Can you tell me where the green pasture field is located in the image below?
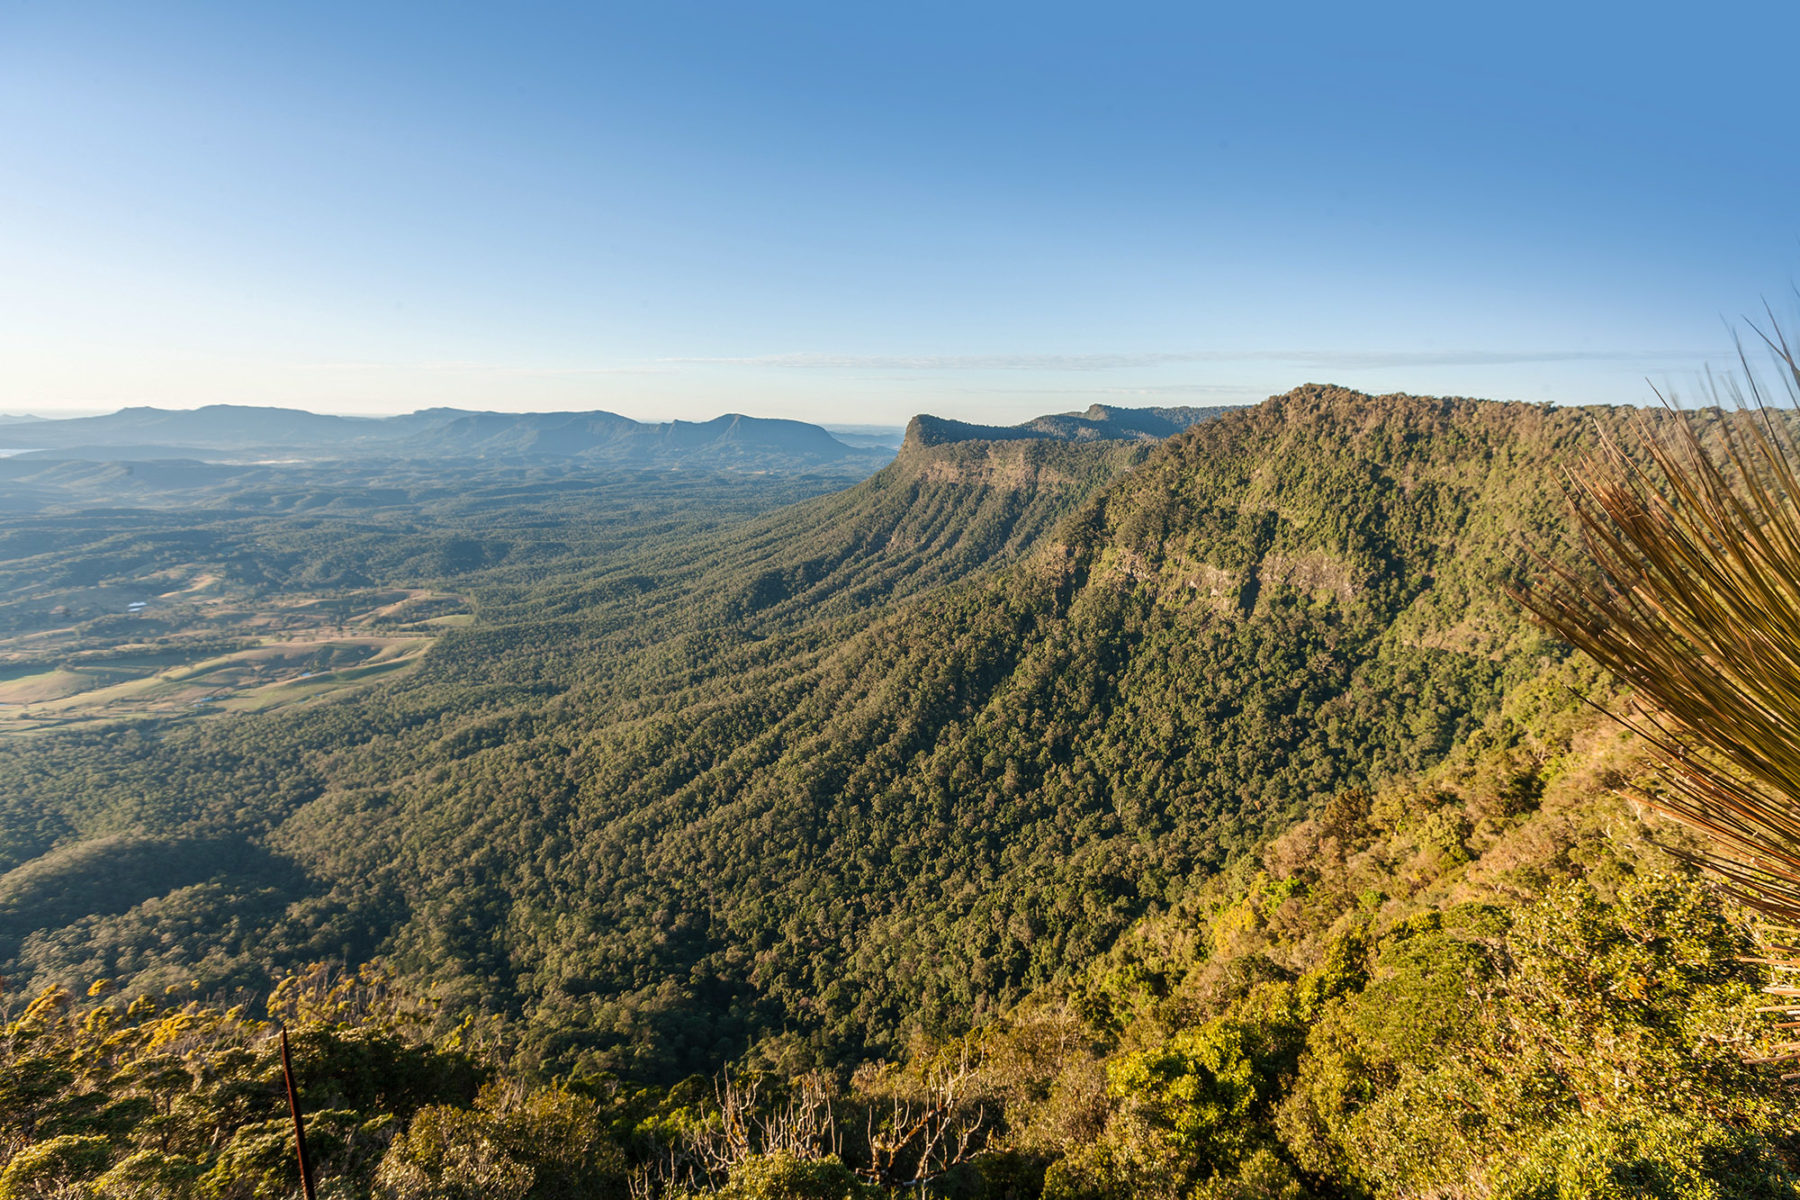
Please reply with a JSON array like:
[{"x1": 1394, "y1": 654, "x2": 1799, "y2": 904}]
[{"x1": 0, "y1": 634, "x2": 435, "y2": 732}]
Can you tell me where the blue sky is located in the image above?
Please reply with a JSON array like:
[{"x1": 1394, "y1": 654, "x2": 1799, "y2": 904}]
[{"x1": 2, "y1": 2, "x2": 1797, "y2": 424}]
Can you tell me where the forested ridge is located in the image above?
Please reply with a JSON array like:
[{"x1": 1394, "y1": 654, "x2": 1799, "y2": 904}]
[{"x1": 1, "y1": 387, "x2": 1796, "y2": 1197}]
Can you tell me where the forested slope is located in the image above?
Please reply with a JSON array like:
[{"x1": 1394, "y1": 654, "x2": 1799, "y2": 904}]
[
  {"x1": 472, "y1": 434, "x2": 1151, "y2": 634},
  {"x1": 0, "y1": 387, "x2": 1652, "y2": 1083},
  {"x1": 7, "y1": 680, "x2": 1794, "y2": 1199},
  {"x1": 0, "y1": 430, "x2": 1151, "y2": 1057}
]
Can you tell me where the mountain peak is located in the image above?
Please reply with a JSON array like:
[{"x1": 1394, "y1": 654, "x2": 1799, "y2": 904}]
[{"x1": 902, "y1": 402, "x2": 1238, "y2": 450}]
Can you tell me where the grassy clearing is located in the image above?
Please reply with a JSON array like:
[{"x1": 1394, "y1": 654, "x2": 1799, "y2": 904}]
[
  {"x1": 0, "y1": 669, "x2": 102, "y2": 705},
  {"x1": 0, "y1": 560, "x2": 471, "y2": 734},
  {"x1": 0, "y1": 635, "x2": 434, "y2": 732}
]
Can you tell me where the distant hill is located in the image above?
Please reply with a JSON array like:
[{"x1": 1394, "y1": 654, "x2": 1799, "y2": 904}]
[
  {"x1": 392, "y1": 410, "x2": 863, "y2": 464},
  {"x1": 0, "y1": 402, "x2": 1224, "y2": 474},
  {"x1": 0, "y1": 405, "x2": 889, "y2": 474},
  {"x1": 904, "y1": 402, "x2": 1234, "y2": 448},
  {"x1": 0, "y1": 405, "x2": 403, "y2": 452}
]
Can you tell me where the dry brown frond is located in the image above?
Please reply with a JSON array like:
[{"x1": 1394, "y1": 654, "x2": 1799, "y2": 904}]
[{"x1": 1513, "y1": 321, "x2": 1800, "y2": 924}]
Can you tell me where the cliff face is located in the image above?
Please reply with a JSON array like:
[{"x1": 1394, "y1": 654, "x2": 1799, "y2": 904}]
[{"x1": 903, "y1": 402, "x2": 1231, "y2": 449}]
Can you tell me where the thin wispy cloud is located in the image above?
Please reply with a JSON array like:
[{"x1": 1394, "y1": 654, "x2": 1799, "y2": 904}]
[
  {"x1": 667, "y1": 349, "x2": 1712, "y2": 372},
  {"x1": 671, "y1": 352, "x2": 1199, "y2": 371},
  {"x1": 290, "y1": 360, "x2": 677, "y2": 377},
  {"x1": 963, "y1": 383, "x2": 1256, "y2": 398}
]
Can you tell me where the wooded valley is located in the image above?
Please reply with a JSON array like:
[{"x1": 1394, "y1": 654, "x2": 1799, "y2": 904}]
[{"x1": 0, "y1": 388, "x2": 1793, "y2": 1198}]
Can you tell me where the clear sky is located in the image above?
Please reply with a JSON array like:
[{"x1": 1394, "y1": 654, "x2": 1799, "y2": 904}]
[{"x1": 3, "y1": 2, "x2": 1797, "y2": 424}]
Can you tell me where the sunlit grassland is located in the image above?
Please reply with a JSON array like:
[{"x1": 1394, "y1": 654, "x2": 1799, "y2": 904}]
[
  {"x1": 0, "y1": 635, "x2": 435, "y2": 732},
  {"x1": 0, "y1": 562, "x2": 466, "y2": 733}
]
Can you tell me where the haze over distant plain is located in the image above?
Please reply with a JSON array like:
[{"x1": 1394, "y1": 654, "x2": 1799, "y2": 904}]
[{"x1": 2, "y1": 2, "x2": 1795, "y2": 424}]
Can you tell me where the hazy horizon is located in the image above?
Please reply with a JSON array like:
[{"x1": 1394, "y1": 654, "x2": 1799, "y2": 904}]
[{"x1": 5, "y1": 3, "x2": 1796, "y2": 424}]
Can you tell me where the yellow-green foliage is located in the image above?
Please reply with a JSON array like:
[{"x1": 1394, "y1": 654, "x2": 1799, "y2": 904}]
[
  {"x1": 966, "y1": 679, "x2": 1800, "y2": 1199},
  {"x1": 1490, "y1": 1111, "x2": 1800, "y2": 1200},
  {"x1": 373, "y1": 1084, "x2": 625, "y2": 1200},
  {"x1": 711, "y1": 1153, "x2": 874, "y2": 1200},
  {"x1": 0, "y1": 1135, "x2": 112, "y2": 1200},
  {"x1": 1023, "y1": 870, "x2": 1798, "y2": 1200},
  {"x1": 0, "y1": 967, "x2": 486, "y2": 1200}
]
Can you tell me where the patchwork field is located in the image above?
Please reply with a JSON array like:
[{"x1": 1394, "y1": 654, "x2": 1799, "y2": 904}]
[
  {"x1": 0, "y1": 636, "x2": 434, "y2": 732},
  {"x1": 0, "y1": 564, "x2": 465, "y2": 733}
]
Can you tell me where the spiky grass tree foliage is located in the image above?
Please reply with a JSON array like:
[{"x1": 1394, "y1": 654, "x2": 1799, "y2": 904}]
[{"x1": 1515, "y1": 324, "x2": 1800, "y2": 927}]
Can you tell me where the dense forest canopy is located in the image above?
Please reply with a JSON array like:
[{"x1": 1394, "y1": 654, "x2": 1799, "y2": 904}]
[{"x1": 0, "y1": 388, "x2": 1795, "y2": 1197}]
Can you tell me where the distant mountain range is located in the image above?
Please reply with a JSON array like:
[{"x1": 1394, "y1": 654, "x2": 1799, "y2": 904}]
[
  {"x1": 0, "y1": 402, "x2": 1236, "y2": 472},
  {"x1": 0, "y1": 405, "x2": 883, "y2": 472}
]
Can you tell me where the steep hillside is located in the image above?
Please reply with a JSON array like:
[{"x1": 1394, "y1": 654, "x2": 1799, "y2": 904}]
[
  {"x1": 408, "y1": 386, "x2": 1613, "y2": 1075},
  {"x1": 0, "y1": 432, "x2": 1152, "y2": 1022},
  {"x1": 0, "y1": 386, "x2": 1663, "y2": 1084},
  {"x1": 5, "y1": 613, "x2": 1791, "y2": 1200},
  {"x1": 483, "y1": 434, "x2": 1152, "y2": 636}
]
